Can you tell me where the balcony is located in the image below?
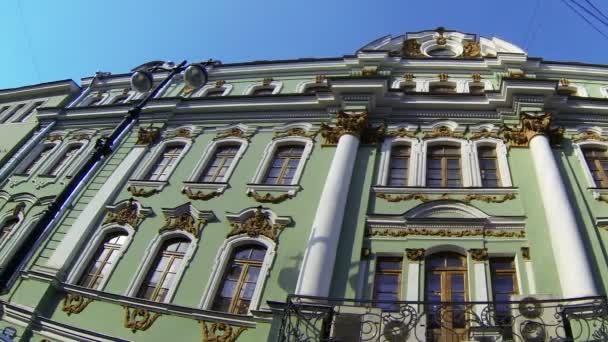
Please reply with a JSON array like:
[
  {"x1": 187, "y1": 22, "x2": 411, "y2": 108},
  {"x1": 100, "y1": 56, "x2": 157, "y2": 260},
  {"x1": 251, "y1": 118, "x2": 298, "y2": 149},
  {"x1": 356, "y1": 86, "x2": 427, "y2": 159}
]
[{"x1": 275, "y1": 295, "x2": 608, "y2": 342}]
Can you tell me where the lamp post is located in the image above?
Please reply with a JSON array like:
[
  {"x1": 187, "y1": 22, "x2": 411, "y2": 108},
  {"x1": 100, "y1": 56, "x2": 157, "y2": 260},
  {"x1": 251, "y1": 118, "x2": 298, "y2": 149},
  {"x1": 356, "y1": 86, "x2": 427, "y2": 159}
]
[{"x1": 0, "y1": 60, "x2": 210, "y2": 291}]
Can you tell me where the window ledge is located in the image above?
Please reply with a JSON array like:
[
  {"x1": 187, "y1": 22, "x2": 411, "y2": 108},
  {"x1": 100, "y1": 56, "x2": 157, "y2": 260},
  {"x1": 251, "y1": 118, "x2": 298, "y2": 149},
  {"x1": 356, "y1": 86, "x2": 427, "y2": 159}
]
[
  {"x1": 373, "y1": 186, "x2": 518, "y2": 195},
  {"x1": 127, "y1": 179, "x2": 168, "y2": 197},
  {"x1": 182, "y1": 182, "x2": 229, "y2": 201},
  {"x1": 246, "y1": 183, "x2": 301, "y2": 204}
]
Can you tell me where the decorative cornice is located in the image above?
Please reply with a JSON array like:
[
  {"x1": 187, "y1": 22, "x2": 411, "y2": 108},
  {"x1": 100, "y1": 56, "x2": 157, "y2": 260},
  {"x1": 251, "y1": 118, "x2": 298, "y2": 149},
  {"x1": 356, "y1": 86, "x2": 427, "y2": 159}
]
[
  {"x1": 247, "y1": 191, "x2": 293, "y2": 204},
  {"x1": 127, "y1": 186, "x2": 158, "y2": 197},
  {"x1": 182, "y1": 188, "x2": 221, "y2": 201},
  {"x1": 272, "y1": 127, "x2": 317, "y2": 140},
  {"x1": 159, "y1": 213, "x2": 204, "y2": 236},
  {"x1": 320, "y1": 111, "x2": 368, "y2": 145},
  {"x1": 135, "y1": 127, "x2": 161, "y2": 146},
  {"x1": 376, "y1": 193, "x2": 516, "y2": 204},
  {"x1": 201, "y1": 321, "x2": 247, "y2": 342},
  {"x1": 366, "y1": 228, "x2": 525, "y2": 239},
  {"x1": 501, "y1": 112, "x2": 564, "y2": 148},
  {"x1": 421, "y1": 126, "x2": 464, "y2": 140},
  {"x1": 123, "y1": 306, "x2": 161, "y2": 332},
  {"x1": 406, "y1": 248, "x2": 425, "y2": 261},
  {"x1": 521, "y1": 247, "x2": 531, "y2": 261},
  {"x1": 571, "y1": 131, "x2": 608, "y2": 143},
  {"x1": 213, "y1": 128, "x2": 254, "y2": 142},
  {"x1": 227, "y1": 207, "x2": 286, "y2": 242},
  {"x1": 62, "y1": 293, "x2": 93, "y2": 316},
  {"x1": 104, "y1": 199, "x2": 146, "y2": 227},
  {"x1": 469, "y1": 248, "x2": 488, "y2": 261}
]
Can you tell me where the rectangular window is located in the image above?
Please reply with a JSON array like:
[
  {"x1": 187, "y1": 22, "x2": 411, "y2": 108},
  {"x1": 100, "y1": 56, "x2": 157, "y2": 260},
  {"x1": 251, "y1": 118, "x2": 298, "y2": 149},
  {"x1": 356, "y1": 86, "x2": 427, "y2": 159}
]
[
  {"x1": 490, "y1": 258, "x2": 518, "y2": 324},
  {"x1": 200, "y1": 145, "x2": 239, "y2": 182},
  {"x1": 263, "y1": 145, "x2": 304, "y2": 185},
  {"x1": 478, "y1": 147, "x2": 501, "y2": 187},
  {"x1": 583, "y1": 148, "x2": 608, "y2": 188},
  {"x1": 427, "y1": 145, "x2": 461, "y2": 187},
  {"x1": 373, "y1": 257, "x2": 402, "y2": 311},
  {"x1": 146, "y1": 145, "x2": 184, "y2": 181},
  {"x1": 388, "y1": 145, "x2": 410, "y2": 186}
]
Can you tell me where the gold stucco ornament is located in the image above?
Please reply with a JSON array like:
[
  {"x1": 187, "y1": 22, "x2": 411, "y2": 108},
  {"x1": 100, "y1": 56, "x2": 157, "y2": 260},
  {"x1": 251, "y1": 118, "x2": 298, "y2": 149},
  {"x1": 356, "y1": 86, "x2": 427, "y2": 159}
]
[
  {"x1": 123, "y1": 306, "x2": 161, "y2": 332},
  {"x1": 135, "y1": 126, "x2": 161, "y2": 146},
  {"x1": 213, "y1": 128, "x2": 254, "y2": 142},
  {"x1": 406, "y1": 248, "x2": 426, "y2": 261},
  {"x1": 376, "y1": 193, "x2": 515, "y2": 204},
  {"x1": 62, "y1": 293, "x2": 93, "y2": 316},
  {"x1": 182, "y1": 188, "x2": 221, "y2": 201},
  {"x1": 272, "y1": 127, "x2": 317, "y2": 140},
  {"x1": 469, "y1": 248, "x2": 489, "y2": 261},
  {"x1": 160, "y1": 213, "x2": 202, "y2": 236},
  {"x1": 366, "y1": 227, "x2": 525, "y2": 239},
  {"x1": 247, "y1": 191, "x2": 293, "y2": 204},
  {"x1": 461, "y1": 41, "x2": 481, "y2": 58},
  {"x1": 104, "y1": 199, "x2": 145, "y2": 227},
  {"x1": 227, "y1": 207, "x2": 285, "y2": 242},
  {"x1": 320, "y1": 111, "x2": 368, "y2": 145},
  {"x1": 501, "y1": 112, "x2": 564, "y2": 148},
  {"x1": 201, "y1": 321, "x2": 247, "y2": 342},
  {"x1": 422, "y1": 126, "x2": 465, "y2": 140},
  {"x1": 127, "y1": 186, "x2": 158, "y2": 197},
  {"x1": 401, "y1": 39, "x2": 423, "y2": 57},
  {"x1": 571, "y1": 131, "x2": 608, "y2": 143}
]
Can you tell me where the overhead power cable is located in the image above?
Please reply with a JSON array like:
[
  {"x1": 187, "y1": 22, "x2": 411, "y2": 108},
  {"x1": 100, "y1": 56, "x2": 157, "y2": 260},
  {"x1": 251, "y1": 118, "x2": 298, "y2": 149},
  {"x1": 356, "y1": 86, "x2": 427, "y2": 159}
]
[
  {"x1": 569, "y1": 0, "x2": 608, "y2": 28},
  {"x1": 560, "y1": 0, "x2": 608, "y2": 40},
  {"x1": 524, "y1": 0, "x2": 542, "y2": 50},
  {"x1": 583, "y1": 0, "x2": 608, "y2": 23}
]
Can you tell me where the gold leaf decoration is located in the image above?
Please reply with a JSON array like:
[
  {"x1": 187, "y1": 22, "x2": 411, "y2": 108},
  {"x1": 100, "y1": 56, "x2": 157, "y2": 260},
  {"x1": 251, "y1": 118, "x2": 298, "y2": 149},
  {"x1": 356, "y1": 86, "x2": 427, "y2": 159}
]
[
  {"x1": 215, "y1": 80, "x2": 226, "y2": 88},
  {"x1": 361, "y1": 124, "x2": 387, "y2": 145},
  {"x1": 461, "y1": 41, "x2": 481, "y2": 58},
  {"x1": 247, "y1": 191, "x2": 293, "y2": 204},
  {"x1": 213, "y1": 128, "x2": 254, "y2": 142},
  {"x1": 376, "y1": 192, "x2": 516, "y2": 204},
  {"x1": 469, "y1": 248, "x2": 489, "y2": 261},
  {"x1": 160, "y1": 213, "x2": 202, "y2": 236},
  {"x1": 402, "y1": 39, "x2": 423, "y2": 57},
  {"x1": 182, "y1": 188, "x2": 221, "y2": 201},
  {"x1": 320, "y1": 112, "x2": 368, "y2": 145},
  {"x1": 366, "y1": 228, "x2": 525, "y2": 239},
  {"x1": 262, "y1": 78, "x2": 273, "y2": 86},
  {"x1": 406, "y1": 248, "x2": 426, "y2": 261},
  {"x1": 62, "y1": 293, "x2": 93, "y2": 316},
  {"x1": 127, "y1": 186, "x2": 158, "y2": 198},
  {"x1": 227, "y1": 207, "x2": 285, "y2": 242},
  {"x1": 422, "y1": 126, "x2": 464, "y2": 140},
  {"x1": 272, "y1": 128, "x2": 317, "y2": 140},
  {"x1": 386, "y1": 128, "x2": 418, "y2": 139},
  {"x1": 201, "y1": 321, "x2": 247, "y2": 342},
  {"x1": 376, "y1": 193, "x2": 431, "y2": 203},
  {"x1": 135, "y1": 127, "x2": 161, "y2": 146},
  {"x1": 500, "y1": 112, "x2": 564, "y2": 148},
  {"x1": 46, "y1": 134, "x2": 64, "y2": 142},
  {"x1": 571, "y1": 131, "x2": 608, "y2": 143},
  {"x1": 470, "y1": 130, "x2": 500, "y2": 140},
  {"x1": 521, "y1": 247, "x2": 531, "y2": 261},
  {"x1": 123, "y1": 306, "x2": 161, "y2": 332},
  {"x1": 104, "y1": 199, "x2": 144, "y2": 227}
]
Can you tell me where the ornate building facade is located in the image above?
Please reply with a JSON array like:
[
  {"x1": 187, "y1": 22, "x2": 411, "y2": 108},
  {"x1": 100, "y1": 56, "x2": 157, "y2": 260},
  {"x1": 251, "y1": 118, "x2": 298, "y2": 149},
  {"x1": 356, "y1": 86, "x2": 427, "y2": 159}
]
[{"x1": 0, "y1": 28, "x2": 607, "y2": 341}]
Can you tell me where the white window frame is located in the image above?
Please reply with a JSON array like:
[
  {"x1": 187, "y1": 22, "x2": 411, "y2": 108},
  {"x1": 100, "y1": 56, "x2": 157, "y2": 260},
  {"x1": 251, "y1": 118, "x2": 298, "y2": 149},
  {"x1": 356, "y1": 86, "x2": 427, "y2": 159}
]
[
  {"x1": 200, "y1": 235, "x2": 276, "y2": 314},
  {"x1": 186, "y1": 137, "x2": 248, "y2": 184},
  {"x1": 125, "y1": 230, "x2": 197, "y2": 303},
  {"x1": 250, "y1": 136, "x2": 314, "y2": 186},
  {"x1": 66, "y1": 224, "x2": 135, "y2": 291},
  {"x1": 39, "y1": 140, "x2": 89, "y2": 178},
  {"x1": 420, "y1": 138, "x2": 473, "y2": 187},
  {"x1": 132, "y1": 137, "x2": 191, "y2": 182},
  {"x1": 377, "y1": 137, "x2": 421, "y2": 186},
  {"x1": 573, "y1": 140, "x2": 608, "y2": 188},
  {"x1": 244, "y1": 81, "x2": 283, "y2": 95},
  {"x1": 470, "y1": 138, "x2": 512, "y2": 187},
  {"x1": 192, "y1": 84, "x2": 233, "y2": 97},
  {"x1": 14, "y1": 141, "x2": 61, "y2": 175}
]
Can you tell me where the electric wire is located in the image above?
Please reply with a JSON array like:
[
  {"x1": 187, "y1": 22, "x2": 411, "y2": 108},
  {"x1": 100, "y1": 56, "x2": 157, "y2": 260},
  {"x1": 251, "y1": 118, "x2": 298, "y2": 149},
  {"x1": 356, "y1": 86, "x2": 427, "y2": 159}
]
[
  {"x1": 524, "y1": 0, "x2": 542, "y2": 50},
  {"x1": 560, "y1": 0, "x2": 608, "y2": 40},
  {"x1": 569, "y1": 0, "x2": 608, "y2": 28},
  {"x1": 583, "y1": 0, "x2": 608, "y2": 22},
  {"x1": 16, "y1": 0, "x2": 42, "y2": 82}
]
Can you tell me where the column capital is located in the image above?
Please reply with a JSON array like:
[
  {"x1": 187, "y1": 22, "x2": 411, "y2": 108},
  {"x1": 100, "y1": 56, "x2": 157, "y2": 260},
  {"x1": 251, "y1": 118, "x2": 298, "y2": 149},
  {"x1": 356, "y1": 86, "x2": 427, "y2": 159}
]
[
  {"x1": 406, "y1": 248, "x2": 425, "y2": 262},
  {"x1": 501, "y1": 112, "x2": 564, "y2": 148},
  {"x1": 468, "y1": 248, "x2": 488, "y2": 262},
  {"x1": 320, "y1": 111, "x2": 369, "y2": 145}
]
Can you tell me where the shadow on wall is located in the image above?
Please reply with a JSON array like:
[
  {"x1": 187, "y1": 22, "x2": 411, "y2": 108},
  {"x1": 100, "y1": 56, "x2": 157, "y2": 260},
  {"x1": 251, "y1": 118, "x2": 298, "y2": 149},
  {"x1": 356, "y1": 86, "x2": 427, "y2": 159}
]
[{"x1": 278, "y1": 252, "x2": 303, "y2": 294}]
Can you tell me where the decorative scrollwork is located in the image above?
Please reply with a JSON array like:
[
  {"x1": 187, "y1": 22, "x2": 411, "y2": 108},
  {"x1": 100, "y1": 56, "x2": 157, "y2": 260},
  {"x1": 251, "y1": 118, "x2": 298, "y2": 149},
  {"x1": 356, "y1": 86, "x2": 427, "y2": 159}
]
[
  {"x1": 366, "y1": 227, "x2": 526, "y2": 239},
  {"x1": 62, "y1": 293, "x2": 93, "y2": 316},
  {"x1": 273, "y1": 128, "x2": 317, "y2": 140},
  {"x1": 320, "y1": 112, "x2": 368, "y2": 145},
  {"x1": 127, "y1": 186, "x2": 158, "y2": 197},
  {"x1": 406, "y1": 248, "x2": 425, "y2": 261},
  {"x1": 461, "y1": 41, "x2": 481, "y2": 58},
  {"x1": 402, "y1": 39, "x2": 423, "y2": 57},
  {"x1": 46, "y1": 134, "x2": 64, "y2": 142},
  {"x1": 135, "y1": 127, "x2": 161, "y2": 146},
  {"x1": 213, "y1": 128, "x2": 254, "y2": 142},
  {"x1": 422, "y1": 126, "x2": 464, "y2": 140},
  {"x1": 247, "y1": 191, "x2": 293, "y2": 204},
  {"x1": 376, "y1": 193, "x2": 431, "y2": 203},
  {"x1": 469, "y1": 248, "x2": 488, "y2": 261},
  {"x1": 123, "y1": 306, "x2": 161, "y2": 332},
  {"x1": 386, "y1": 127, "x2": 418, "y2": 139},
  {"x1": 201, "y1": 321, "x2": 247, "y2": 342},
  {"x1": 501, "y1": 112, "x2": 564, "y2": 148},
  {"x1": 104, "y1": 199, "x2": 144, "y2": 227},
  {"x1": 571, "y1": 131, "x2": 608, "y2": 143},
  {"x1": 167, "y1": 128, "x2": 192, "y2": 139},
  {"x1": 182, "y1": 188, "x2": 221, "y2": 201},
  {"x1": 470, "y1": 130, "x2": 500, "y2": 140},
  {"x1": 160, "y1": 213, "x2": 202, "y2": 236},
  {"x1": 376, "y1": 192, "x2": 516, "y2": 204},
  {"x1": 227, "y1": 207, "x2": 285, "y2": 242}
]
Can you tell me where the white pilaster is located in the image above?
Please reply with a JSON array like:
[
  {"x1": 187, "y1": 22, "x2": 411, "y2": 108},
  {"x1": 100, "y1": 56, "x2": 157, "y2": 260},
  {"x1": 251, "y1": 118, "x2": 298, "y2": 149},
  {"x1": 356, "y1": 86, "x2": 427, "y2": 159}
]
[
  {"x1": 529, "y1": 134, "x2": 597, "y2": 297},
  {"x1": 473, "y1": 262, "x2": 489, "y2": 318},
  {"x1": 296, "y1": 134, "x2": 360, "y2": 297},
  {"x1": 525, "y1": 261, "x2": 537, "y2": 294},
  {"x1": 406, "y1": 263, "x2": 420, "y2": 301}
]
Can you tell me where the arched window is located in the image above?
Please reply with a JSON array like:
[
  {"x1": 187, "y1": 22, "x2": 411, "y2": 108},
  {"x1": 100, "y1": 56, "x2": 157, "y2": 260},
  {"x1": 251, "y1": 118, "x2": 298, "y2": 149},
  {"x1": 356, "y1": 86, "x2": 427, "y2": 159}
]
[
  {"x1": 23, "y1": 144, "x2": 55, "y2": 175},
  {"x1": 146, "y1": 144, "x2": 185, "y2": 181},
  {"x1": 77, "y1": 232, "x2": 128, "y2": 289},
  {"x1": 263, "y1": 145, "x2": 304, "y2": 185},
  {"x1": 388, "y1": 145, "x2": 410, "y2": 186},
  {"x1": 582, "y1": 147, "x2": 608, "y2": 188},
  {"x1": 0, "y1": 217, "x2": 19, "y2": 243},
  {"x1": 211, "y1": 244, "x2": 267, "y2": 314},
  {"x1": 45, "y1": 143, "x2": 83, "y2": 177},
  {"x1": 137, "y1": 238, "x2": 190, "y2": 302},
  {"x1": 427, "y1": 145, "x2": 461, "y2": 187},
  {"x1": 478, "y1": 146, "x2": 500, "y2": 187},
  {"x1": 200, "y1": 144, "x2": 240, "y2": 182}
]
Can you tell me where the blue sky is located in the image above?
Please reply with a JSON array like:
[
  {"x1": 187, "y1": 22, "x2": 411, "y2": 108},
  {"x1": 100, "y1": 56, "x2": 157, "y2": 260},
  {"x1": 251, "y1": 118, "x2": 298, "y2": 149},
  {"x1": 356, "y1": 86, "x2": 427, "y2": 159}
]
[{"x1": 1, "y1": 0, "x2": 607, "y2": 89}]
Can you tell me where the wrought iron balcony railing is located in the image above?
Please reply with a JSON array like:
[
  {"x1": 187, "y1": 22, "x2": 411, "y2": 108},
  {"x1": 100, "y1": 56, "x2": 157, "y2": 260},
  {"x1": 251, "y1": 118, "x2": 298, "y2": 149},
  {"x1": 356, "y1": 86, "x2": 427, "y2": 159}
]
[{"x1": 277, "y1": 295, "x2": 608, "y2": 342}]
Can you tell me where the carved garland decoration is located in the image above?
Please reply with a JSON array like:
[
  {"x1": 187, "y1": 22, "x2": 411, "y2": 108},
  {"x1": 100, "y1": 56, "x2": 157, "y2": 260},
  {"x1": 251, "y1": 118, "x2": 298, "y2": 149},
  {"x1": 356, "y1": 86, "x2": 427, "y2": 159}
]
[
  {"x1": 127, "y1": 186, "x2": 158, "y2": 198},
  {"x1": 406, "y1": 248, "x2": 425, "y2": 261},
  {"x1": 167, "y1": 128, "x2": 192, "y2": 139},
  {"x1": 320, "y1": 112, "x2": 369, "y2": 145},
  {"x1": 500, "y1": 112, "x2": 564, "y2": 148},
  {"x1": 227, "y1": 207, "x2": 285, "y2": 242},
  {"x1": 104, "y1": 199, "x2": 145, "y2": 227},
  {"x1": 422, "y1": 126, "x2": 465, "y2": 140},
  {"x1": 182, "y1": 188, "x2": 221, "y2": 201},
  {"x1": 272, "y1": 128, "x2": 317, "y2": 140},
  {"x1": 201, "y1": 321, "x2": 247, "y2": 342},
  {"x1": 571, "y1": 131, "x2": 608, "y2": 143},
  {"x1": 376, "y1": 193, "x2": 516, "y2": 204},
  {"x1": 160, "y1": 213, "x2": 203, "y2": 236},
  {"x1": 469, "y1": 248, "x2": 489, "y2": 261},
  {"x1": 213, "y1": 128, "x2": 254, "y2": 142},
  {"x1": 135, "y1": 127, "x2": 161, "y2": 146},
  {"x1": 366, "y1": 228, "x2": 525, "y2": 239},
  {"x1": 386, "y1": 127, "x2": 418, "y2": 139},
  {"x1": 62, "y1": 293, "x2": 93, "y2": 316},
  {"x1": 247, "y1": 191, "x2": 293, "y2": 204},
  {"x1": 123, "y1": 306, "x2": 161, "y2": 332}
]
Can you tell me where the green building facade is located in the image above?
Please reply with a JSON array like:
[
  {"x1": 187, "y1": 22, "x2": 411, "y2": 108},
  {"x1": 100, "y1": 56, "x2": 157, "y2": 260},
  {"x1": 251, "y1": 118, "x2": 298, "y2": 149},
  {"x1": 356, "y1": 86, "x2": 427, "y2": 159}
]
[{"x1": 0, "y1": 29, "x2": 607, "y2": 341}]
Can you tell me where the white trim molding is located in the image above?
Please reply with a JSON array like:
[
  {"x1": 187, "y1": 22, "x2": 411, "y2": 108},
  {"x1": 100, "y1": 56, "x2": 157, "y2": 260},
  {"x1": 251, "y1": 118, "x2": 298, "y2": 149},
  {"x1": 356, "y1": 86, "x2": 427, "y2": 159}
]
[
  {"x1": 200, "y1": 235, "x2": 277, "y2": 314},
  {"x1": 470, "y1": 138, "x2": 512, "y2": 187},
  {"x1": 244, "y1": 81, "x2": 283, "y2": 95},
  {"x1": 377, "y1": 136, "x2": 421, "y2": 186},
  {"x1": 192, "y1": 84, "x2": 233, "y2": 97},
  {"x1": 125, "y1": 230, "x2": 198, "y2": 303}
]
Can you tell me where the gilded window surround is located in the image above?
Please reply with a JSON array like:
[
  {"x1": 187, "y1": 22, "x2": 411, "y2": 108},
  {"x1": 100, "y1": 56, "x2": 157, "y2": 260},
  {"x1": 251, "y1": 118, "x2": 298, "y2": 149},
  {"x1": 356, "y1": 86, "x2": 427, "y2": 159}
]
[
  {"x1": 159, "y1": 203, "x2": 214, "y2": 238},
  {"x1": 225, "y1": 207, "x2": 291, "y2": 242},
  {"x1": 103, "y1": 198, "x2": 151, "y2": 228},
  {"x1": 212, "y1": 124, "x2": 256, "y2": 142}
]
